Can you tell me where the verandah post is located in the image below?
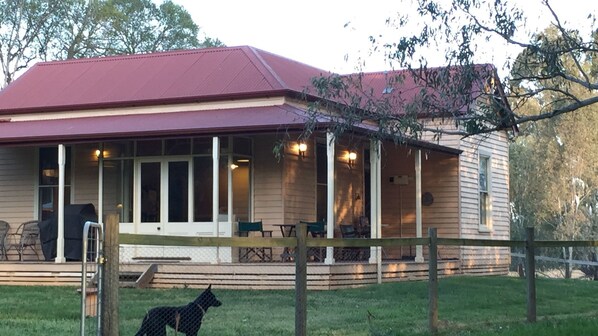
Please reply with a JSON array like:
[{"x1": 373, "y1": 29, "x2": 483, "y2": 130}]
[
  {"x1": 295, "y1": 222, "x2": 307, "y2": 336},
  {"x1": 525, "y1": 227, "x2": 537, "y2": 323},
  {"x1": 428, "y1": 228, "x2": 438, "y2": 334}
]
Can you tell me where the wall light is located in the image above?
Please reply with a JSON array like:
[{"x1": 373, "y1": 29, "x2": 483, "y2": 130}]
[
  {"x1": 95, "y1": 149, "x2": 106, "y2": 158},
  {"x1": 230, "y1": 164, "x2": 239, "y2": 170},
  {"x1": 298, "y1": 142, "x2": 307, "y2": 158},
  {"x1": 348, "y1": 151, "x2": 357, "y2": 168}
]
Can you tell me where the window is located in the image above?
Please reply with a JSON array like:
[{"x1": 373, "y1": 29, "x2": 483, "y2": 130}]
[
  {"x1": 479, "y1": 155, "x2": 491, "y2": 230},
  {"x1": 38, "y1": 147, "x2": 71, "y2": 221}
]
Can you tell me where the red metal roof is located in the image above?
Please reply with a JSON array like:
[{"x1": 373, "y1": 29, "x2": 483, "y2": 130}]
[
  {"x1": 0, "y1": 46, "x2": 329, "y2": 114},
  {"x1": 0, "y1": 105, "x2": 317, "y2": 145}
]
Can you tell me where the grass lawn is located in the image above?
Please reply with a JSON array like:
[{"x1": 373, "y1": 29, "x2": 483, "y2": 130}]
[{"x1": 1, "y1": 276, "x2": 598, "y2": 335}]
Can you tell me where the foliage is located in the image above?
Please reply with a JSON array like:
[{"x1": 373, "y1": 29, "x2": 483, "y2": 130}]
[
  {"x1": 2, "y1": 277, "x2": 598, "y2": 335},
  {"x1": 509, "y1": 26, "x2": 598, "y2": 271},
  {"x1": 0, "y1": 0, "x2": 224, "y2": 88},
  {"x1": 307, "y1": 0, "x2": 598, "y2": 140}
]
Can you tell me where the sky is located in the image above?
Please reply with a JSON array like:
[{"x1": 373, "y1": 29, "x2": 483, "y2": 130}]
[{"x1": 171, "y1": 0, "x2": 598, "y2": 75}]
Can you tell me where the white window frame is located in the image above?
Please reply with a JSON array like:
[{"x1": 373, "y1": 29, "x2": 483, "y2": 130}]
[{"x1": 478, "y1": 152, "x2": 492, "y2": 232}]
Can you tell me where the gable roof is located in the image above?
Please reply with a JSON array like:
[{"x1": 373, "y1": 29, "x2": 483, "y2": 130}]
[{"x1": 0, "y1": 46, "x2": 329, "y2": 114}]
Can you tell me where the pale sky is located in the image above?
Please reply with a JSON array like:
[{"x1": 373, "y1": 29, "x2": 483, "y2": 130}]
[{"x1": 171, "y1": 0, "x2": 598, "y2": 75}]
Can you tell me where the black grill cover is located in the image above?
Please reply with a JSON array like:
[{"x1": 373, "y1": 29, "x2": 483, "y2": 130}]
[{"x1": 39, "y1": 203, "x2": 98, "y2": 261}]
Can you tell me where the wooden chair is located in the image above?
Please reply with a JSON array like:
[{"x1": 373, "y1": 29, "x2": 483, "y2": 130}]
[
  {"x1": 6, "y1": 220, "x2": 41, "y2": 261},
  {"x1": 301, "y1": 221, "x2": 326, "y2": 262},
  {"x1": 238, "y1": 221, "x2": 272, "y2": 262},
  {"x1": 0, "y1": 220, "x2": 9, "y2": 260}
]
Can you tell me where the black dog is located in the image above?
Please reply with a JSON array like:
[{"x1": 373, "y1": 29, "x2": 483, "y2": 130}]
[{"x1": 135, "y1": 285, "x2": 222, "y2": 336}]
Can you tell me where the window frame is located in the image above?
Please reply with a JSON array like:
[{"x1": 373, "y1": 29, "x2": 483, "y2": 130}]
[{"x1": 478, "y1": 152, "x2": 492, "y2": 232}]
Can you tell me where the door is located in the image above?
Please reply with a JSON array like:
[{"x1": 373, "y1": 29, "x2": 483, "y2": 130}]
[
  {"x1": 134, "y1": 158, "x2": 192, "y2": 258},
  {"x1": 136, "y1": 159, "x2": 192, "y2": 233}
]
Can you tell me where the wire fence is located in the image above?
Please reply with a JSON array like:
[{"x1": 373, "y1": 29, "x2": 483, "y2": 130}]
[{"x1": 81, "y1": 220, "x2": 598, "y2": 336}]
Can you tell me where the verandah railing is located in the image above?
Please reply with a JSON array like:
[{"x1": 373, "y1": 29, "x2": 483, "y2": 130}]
[{"x1": 96, "y1": 217, "x2": 598, "y2": 336}]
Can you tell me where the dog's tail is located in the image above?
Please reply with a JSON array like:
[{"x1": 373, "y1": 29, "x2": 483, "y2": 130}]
[{"x1": 134, "y1": 313, "x2": 150, "y2": 336}]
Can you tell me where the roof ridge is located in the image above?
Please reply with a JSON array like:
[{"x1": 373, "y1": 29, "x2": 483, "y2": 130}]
[
  {"x1": 36, "y1": 46, "x2": 243, "y2": 67},
  {"x1": 242, "y1": 46, "x2": 288, "y2": 90}
]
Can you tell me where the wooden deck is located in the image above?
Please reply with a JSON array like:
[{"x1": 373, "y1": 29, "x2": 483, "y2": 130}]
[{"x1": 0, "y1": 259, "x2": 462, "y2": 290}]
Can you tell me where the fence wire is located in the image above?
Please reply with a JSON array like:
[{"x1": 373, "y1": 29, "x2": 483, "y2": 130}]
[{"x1": 511, "y1": 246, "x2": 598, "y2": 280}]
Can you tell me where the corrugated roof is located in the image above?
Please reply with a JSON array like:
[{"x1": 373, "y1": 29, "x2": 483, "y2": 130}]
[
  {"x1": 0, "y1": 104, "x2": 320, "y2": 146},
  {"x1": 0, "y1": 46, "x2": 329, "y2": 114}
]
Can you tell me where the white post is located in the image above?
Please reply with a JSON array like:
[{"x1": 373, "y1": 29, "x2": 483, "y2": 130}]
[
  {"x1": 98, "y1": 144, "x2": 103, "y2": 224},
  {"x1": 415, "y1": 149, "x2": 424, "y2": 263},
  {"x1": 369, "y1": 140, "x2": 379, "y2": 264},
  {"x1": 56, "y1": 144, "x2": 66, "y2": 263},
  {"x1": 212, "y1": 137, "x2": 220, "y2": 263},
  {"x1": 325, "y1": 131, "x2": 335, "y2": 265}
]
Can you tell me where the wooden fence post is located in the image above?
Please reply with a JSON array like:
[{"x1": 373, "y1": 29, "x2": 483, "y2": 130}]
[
  {"x1": 295, "y1": 222, "x2": 307, "y2": 336},
  {"x1": 428, "y1": 228, "x2": 438, "y2": 335},
  {"x1": 102, "y1": 214, "x2": 119, "y2": 336},
  {"x1": 525, "y1": 227, "x2": 536, "y2": 323}
]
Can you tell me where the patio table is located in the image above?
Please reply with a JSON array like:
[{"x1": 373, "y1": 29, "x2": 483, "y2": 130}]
[{"x1": 273, "y1": 224, "x2": 296, "y2": 262}]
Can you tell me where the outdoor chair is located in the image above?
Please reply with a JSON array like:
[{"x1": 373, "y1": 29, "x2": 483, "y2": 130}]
[
  {"x1": 301, "y1": 221, "x2": 326, "y2": 262},
  {"x1": 238, "y1": 221, "x2": 272, "y2": 262},
  {"x1": 339, "y1": 224, "x2": 363, "y2": 261},
  {"x1": 6, "y1": 220, "x2": 41, "y2": 261},
  {"x1": 0, "y1": 220, "x2": 9, "y2": 260}
]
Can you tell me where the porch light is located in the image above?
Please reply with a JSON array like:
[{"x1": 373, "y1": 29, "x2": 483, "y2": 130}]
[
  {"x1": 230, "y1": 164, "x2": 239, "y2": 170},
  {"x1": 298, "y1": 142, "x2": 307, "y2": 157},
  {"x1": 94, "y1": 149, "x2": 105, "y2": 158},
  {"x1": 348, "y1": 151, "x2": 357, "y2": 167}
]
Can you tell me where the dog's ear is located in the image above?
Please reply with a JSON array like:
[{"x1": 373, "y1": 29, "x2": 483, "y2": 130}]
[{"x1": 207, "y1": 284, "x2": 212, "y2": 290}]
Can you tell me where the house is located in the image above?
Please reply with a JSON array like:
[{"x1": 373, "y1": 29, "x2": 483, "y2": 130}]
[{"x1": 0, "y1": 46, "x2": 511, "y2": 283}]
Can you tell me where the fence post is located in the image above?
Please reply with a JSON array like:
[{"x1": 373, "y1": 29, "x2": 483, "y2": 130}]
[
  {"x1": 525, "y1": 227, "x2": 536, "y2": 323},
  {"x1": 295, "y1": 222, "x2": 307, "y2": 336},
  {"x1": 102, "y1": 214, "x2": 120, "y2": 336},
  {"x1": 428, "y1": 228, "x2": 438, "y2": 335}
]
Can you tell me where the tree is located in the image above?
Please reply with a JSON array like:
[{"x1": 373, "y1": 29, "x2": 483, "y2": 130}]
[
  {"x1": 0, "y1": 0, "x2": 224, "y2": 88},
  {"x1": 306, "y1": 0, "x2": 598, "y2": 139},
  {"x1": 509, "y1": 25, "x2": 598, "y2": 276},
  {"x1": 0, "y1": 1, "x2": 65, "y2": 87},
  {"x1": 102, "y1": 0, "x2": 202, "y2": 54}
]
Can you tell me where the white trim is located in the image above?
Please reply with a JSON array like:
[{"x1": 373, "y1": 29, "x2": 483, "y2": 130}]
[{"x1": 8, "y1": 97, "x2": 287, "y2": 122}]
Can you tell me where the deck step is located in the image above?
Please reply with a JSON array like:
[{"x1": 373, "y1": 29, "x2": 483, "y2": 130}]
[
  {"x1": 119, "y1": 271, "x2": 142, "y2": 288},
  {"x1": 119, "y1": 264, "x2": 157, "y2": 288}
]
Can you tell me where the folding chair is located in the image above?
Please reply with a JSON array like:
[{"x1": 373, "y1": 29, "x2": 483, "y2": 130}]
[
  {"x1": 339, "y1": 224, "x2": 362, "y2": 261},
  {"x1": 0, "y1": 220, "x2": 9, "y2": 260},
  {"x1": 6, "y1": 220, "x2": 41, "y2": 261},
  {"x1": 238, "y1": 221, "x2": 272, "y2": 262},
  {"x1": 301, "y1": 221, "x2": 326, "y2": 262}
]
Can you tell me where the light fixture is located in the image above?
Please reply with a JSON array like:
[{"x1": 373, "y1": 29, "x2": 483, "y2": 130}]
[
  {"x1": 230, "y1": 164, "x2": 239, "y2": 170},
  {"x1": 237, "y1": 159, "x2": 250, "y2": 163},
  {"x1": 95, "y1": 149, "x2": 106, "y2": 158},
  {"x1": 298, "y1": 142, "x2": 307, "y2": 157},
  {"x1": 348, "y1": 151, "x2": 357, "y2": 168}
]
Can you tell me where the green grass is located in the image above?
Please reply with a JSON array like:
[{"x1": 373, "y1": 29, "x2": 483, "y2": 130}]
[{"x1": 1, "y1": 276, "x2": 598, "y2": 335}]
